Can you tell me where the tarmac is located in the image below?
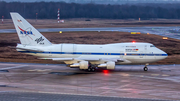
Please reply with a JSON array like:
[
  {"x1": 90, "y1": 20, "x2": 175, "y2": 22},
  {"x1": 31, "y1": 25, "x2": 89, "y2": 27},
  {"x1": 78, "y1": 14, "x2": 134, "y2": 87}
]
[{"x1": 0, "y1": 62, "x2": 180, "y2": 101}]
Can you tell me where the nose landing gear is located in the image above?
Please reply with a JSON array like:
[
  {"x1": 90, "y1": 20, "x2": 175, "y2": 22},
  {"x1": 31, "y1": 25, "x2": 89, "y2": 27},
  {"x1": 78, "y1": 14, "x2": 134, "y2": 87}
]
[
  {"x1": 144, "y1": 63, "x2": 149, "y2": 71},
  {"x1": 144, "y1": 67, "x2": 148, "y2": 71}
]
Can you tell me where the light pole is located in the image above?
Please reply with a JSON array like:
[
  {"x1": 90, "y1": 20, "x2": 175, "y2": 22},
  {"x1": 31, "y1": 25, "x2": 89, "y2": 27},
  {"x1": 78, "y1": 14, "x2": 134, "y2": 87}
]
[{"x1": 57, "y1": 8, "x2": 60, "y2": 23}]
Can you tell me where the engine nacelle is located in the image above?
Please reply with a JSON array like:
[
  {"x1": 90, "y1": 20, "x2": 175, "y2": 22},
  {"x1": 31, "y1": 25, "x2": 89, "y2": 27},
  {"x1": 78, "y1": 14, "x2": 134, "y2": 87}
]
[
  {"x1": 106, "y1": 61, "x2": 115, "y2": 70},
  {"x1": 98, "y1": 61, "x2": 115, "y2": 70},
  {"x1": 70, "y1": 61, "x2": 88, "y2": 69},
  {"x1": 69, "y1": 63, "x2": 79, "y2": 67},
  {"x1": 79, "y1": 61, "x2": 89, "y2": 69}
]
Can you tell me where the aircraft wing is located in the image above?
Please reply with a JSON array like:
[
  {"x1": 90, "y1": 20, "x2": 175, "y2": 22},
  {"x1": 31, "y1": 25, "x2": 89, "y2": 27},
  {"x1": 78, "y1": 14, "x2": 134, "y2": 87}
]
[{"x1": 39, "y1": 57, "x2": 125, "y2": 62}]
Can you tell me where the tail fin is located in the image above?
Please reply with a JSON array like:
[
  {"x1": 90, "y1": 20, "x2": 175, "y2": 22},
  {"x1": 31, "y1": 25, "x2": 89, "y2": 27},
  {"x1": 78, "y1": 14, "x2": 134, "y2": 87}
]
[{"x1": 10, "y1": 12, "x2": 52, "y2": 46}]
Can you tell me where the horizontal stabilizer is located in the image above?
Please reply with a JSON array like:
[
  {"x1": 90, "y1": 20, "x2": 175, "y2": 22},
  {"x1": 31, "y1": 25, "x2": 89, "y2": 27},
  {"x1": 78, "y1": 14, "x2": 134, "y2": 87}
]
[{"x1": 9, "y1": 46, "x2": 44, "y2": 52}]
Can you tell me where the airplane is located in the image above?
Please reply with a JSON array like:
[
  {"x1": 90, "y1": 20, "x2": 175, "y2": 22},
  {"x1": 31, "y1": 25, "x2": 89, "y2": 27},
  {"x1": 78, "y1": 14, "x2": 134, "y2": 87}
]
[{"x1": 10, "y1": 12, "x2": 168, "y2": 72}]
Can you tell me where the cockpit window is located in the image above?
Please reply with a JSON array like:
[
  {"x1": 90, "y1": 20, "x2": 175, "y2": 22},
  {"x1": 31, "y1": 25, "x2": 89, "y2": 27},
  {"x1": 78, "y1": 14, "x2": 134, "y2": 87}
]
[{"x1": 150, "y1": 45, "x2": 155, "y2": 47}]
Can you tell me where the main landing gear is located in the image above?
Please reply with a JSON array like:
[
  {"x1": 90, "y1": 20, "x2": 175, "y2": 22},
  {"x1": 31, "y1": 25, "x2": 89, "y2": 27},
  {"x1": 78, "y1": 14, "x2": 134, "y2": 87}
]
[
  {"x1": 87, "y1": 63, "x2": 96, "y2": 72},
  {"x1": 144, "y1": 63, "x2": 149, "y2": 71},
  {"x1": 88, "y1": 67, "x2": 96, "y2": 72}
]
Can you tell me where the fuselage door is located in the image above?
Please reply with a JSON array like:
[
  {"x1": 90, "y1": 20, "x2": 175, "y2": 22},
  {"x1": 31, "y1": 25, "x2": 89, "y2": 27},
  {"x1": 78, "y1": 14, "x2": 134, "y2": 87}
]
[
  {"x1": 139, "y1": 45, "x2": 147, "y2": 58},
  {"x1": 120, "y1": 51, "x2": 124, "y2": 58},
  {"x1": 139, "y1": 51, "x2": 143, "y2": 58},
  {"x1": 61, "y1": 44, "x2": 75, "y2": 58}
]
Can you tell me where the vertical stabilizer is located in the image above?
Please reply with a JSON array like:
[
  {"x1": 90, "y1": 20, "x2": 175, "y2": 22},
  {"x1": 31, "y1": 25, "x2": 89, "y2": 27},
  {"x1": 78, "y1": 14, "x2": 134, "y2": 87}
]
[{"x1": 10, "y1": 12, "x2": 52, "y2": 46}]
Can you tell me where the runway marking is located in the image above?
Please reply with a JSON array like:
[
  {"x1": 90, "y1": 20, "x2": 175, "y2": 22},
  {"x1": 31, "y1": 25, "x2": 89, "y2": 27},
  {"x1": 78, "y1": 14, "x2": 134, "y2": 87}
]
[
  {"x1": 28, "y1": 69, "x2": 52, "y2": 72},
  {"x1": 151, "y1": 74, "x2": 160, "y2": 76},
  {"x1": 162, "y1": 74, "x2": 169, "y2": 76},
  {"x1": 119, "y1": 73, "x2": 130, "y2": 77},
  {"x1": 140, "y1": 75, "x2": 144, "y2": 77},
  {"x1": 0, "y1": 91, "x2": 16, "y2": 93},
  {"x1": 0, "y1": 65, "x2": 28, "y2": 70}
]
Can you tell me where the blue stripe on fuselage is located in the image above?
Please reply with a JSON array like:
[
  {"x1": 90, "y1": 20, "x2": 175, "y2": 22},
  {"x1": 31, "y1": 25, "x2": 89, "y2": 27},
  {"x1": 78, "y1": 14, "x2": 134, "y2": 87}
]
[{"x1": 18, "y1": 51, "x2": 168, "y2": 56}]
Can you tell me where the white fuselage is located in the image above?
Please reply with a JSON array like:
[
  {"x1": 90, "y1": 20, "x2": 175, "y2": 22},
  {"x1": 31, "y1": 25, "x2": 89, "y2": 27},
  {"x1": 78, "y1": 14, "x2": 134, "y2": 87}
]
[
  {"x1": 17, "y1": 42, "x2": 168, "y2": 65},
  {"x1": 10, "y1": 12, "x2": 168, "y2": 71}
]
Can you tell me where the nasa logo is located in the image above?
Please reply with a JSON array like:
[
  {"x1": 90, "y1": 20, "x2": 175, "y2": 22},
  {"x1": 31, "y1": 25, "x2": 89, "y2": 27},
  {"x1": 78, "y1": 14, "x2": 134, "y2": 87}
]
[
  {"x1": 18, "y1": 26, "x2": 34, "y2": 35},
  {"x1": 20, "y1": 31, "x2": 33, "y2": 35}
]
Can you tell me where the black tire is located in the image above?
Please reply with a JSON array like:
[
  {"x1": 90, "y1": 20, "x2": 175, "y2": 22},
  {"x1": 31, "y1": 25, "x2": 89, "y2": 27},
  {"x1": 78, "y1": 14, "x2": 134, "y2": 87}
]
[
  {"x1": 91, "y1": 68, "x2": 96, "y2": 72},
  {"x1": 88, "y1": 68, "x2": 91, "y2": 72},
  {"x1": 144, "y1": 67, "x2": 148, "y2": 71}
]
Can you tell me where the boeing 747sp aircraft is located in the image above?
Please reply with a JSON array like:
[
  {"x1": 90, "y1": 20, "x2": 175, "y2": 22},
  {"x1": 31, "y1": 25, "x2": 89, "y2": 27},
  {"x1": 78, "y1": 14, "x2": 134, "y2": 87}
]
[{"x1": 10, "y1": 12, "x2": 168, "y2": 72}]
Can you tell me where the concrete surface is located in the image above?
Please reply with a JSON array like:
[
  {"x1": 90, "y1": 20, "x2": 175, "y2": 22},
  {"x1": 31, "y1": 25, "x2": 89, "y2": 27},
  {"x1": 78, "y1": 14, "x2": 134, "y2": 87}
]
[{"x1": 0, "y1": 62, "x2": 180, "y2": 100}]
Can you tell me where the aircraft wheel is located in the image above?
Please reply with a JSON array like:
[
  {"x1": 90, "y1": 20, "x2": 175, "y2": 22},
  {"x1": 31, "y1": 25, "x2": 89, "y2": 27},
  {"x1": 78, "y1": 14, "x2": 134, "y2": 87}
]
[
  {"x1": 91, "y1": 68, "x2": 96, "y2": 72},
  {"x1": 88, "y1": 68, "x2": 92, "y2": 72},
  {"x1": 144, "y1": 67, "x2": 148, "y2": 71}
]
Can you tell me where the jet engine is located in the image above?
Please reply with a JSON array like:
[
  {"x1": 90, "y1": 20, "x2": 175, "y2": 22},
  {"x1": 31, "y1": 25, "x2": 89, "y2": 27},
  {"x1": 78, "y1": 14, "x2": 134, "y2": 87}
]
[
  {"x1": 70, "y1": 61, "x2": 88, "y2": 69},
  {"x1": 98, "y1": 61, "x2": 115, "y2": 70},
  {"x1": 79, "y1": 61, "x2": 88, "y2": 69}
]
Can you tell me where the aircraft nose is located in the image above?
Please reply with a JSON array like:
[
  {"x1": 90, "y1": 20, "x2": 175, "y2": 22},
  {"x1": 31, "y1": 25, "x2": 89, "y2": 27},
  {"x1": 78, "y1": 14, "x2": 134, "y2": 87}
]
[
  {"x1": 155, "y1": 48, "x2": 168, "y2": 60},
  {"x1": 160, "y1": 50, "x2": 168, "y2": 59},
  {"x1": 163, "y1": 52, "x2": 168, "y2": 58}
]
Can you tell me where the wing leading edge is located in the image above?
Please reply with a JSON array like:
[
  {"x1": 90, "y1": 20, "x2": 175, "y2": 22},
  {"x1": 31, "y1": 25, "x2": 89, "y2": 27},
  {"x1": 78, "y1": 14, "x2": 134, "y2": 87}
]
[{"x1": 39, "y1": 57, "x2": 126, "y2": 62}]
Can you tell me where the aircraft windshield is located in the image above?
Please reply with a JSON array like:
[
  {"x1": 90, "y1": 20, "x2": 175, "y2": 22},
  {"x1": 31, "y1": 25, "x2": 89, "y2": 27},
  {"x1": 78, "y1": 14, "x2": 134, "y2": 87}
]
[{"x1": 150, "y1": 45, "x2": 155, "y2": 47}]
